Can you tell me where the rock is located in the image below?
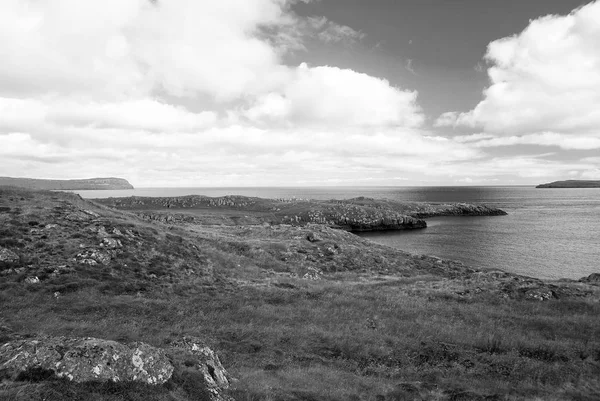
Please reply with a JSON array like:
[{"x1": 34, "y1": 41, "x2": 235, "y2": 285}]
[
  {"x1": 524, "y1": 288, "x2": 554, "y2": 301},
  {"x1": 168, "y1": 336, "x2": 232, "y2": 400},
  {"x1": 0, "y1": 247, "x2": 20, "y2": 264},
  {"x1": 0, "y1": 337, "x2": 173, "y2": 385},
  {"x1": 302, "y1": 266, "x2": 323, "y2": 280},
  {"x1": 76, "y1": 248, "x2": 112, "y2": 265},
  {"x1": 0, "y1": 267, "x2": 26, "y2": 276},
  {"x1": 580, "y1": 273, "x2": 600, "y2": 284},
  {"x1": 48, "y1": 265, "x2": 73, "y2": 278},
  {"x1": 24, "y1": 276, "x2": 40, "y2": 284},
  {"x1": 101, "y1": 237, "x2": 122, "y2": 249},
  {"x1": 306, "y1": 232, "x2": 323, "y2": 242},
  {"x1": 0, "y1": 247, "x2": 19, "y2": 264},
  {"x1": 65, "y1": 211, "x2": 93, "y2": 222},
  {"x1": 83, "y1": 210, "x2": 100, "y2": 218}
]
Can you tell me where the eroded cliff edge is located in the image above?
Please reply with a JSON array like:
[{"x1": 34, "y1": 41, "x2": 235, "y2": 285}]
[{"x1": 95, "y1": 195, "x2": 507, "y2": 232}]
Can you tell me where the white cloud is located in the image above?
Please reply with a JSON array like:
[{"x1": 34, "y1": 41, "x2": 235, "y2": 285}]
[
  {"x1": 468, "y1": 132, "x2": 600, "y2": 150},
  {"x1": 438, "y1": 1, "x2": 600, "y2": 138},
  {"x1": 0, "y1": 97, "x2": 217, "y2": 133},
  {"x1": 244, "y1": 63, "x2": 424, "y2": 127},
  {"x1": 4, "y1": 0, "x2": 578, "y2": 186},
  {"x1": 0, "y1": 0, "x2": 293, "y2": 100},
  {"x1": 452, "y1": 133, "x2": 495, "y2": 143}
]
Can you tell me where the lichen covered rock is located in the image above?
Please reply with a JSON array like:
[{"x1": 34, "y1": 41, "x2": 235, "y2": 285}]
[{"x1": 0, "y1": 337, "x2": 173, "y2": 385}]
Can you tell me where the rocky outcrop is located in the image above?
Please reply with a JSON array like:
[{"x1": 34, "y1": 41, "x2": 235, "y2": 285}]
[
  {"x1": 537, "y1": 180, "x2": 600, "y2": 188},
  {"x1": 278, "y1": 204, "x2": 427, "y2": 231},
  {"x1": 0, "y1": 337, "x2": 173, "y2": 384},
  {"x1": 98, "y1": 195, "x2": 510, "y2": 232},
  {"x1": 0, "y1": 336, "x2": 233, "y2": 400},
  {"x1": 580, "y1": 273, "x2": 600, "y2": 285},
  {"x1": 0, "y1": 177, "x2": 134, "y2": 190},
  {"x1": 407, "y1": 203, "x2": 508, "y2": 218}
]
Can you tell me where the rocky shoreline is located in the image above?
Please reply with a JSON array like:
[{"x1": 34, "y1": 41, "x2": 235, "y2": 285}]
[{"x1": 95, "y1": 195, "x2": 506, "y2": 232}]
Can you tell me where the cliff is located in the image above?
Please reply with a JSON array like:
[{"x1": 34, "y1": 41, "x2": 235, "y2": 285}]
[
  {"x1": 536, "y1": 180, "x2": 600, "y2": 188},
  {"x1": 0, "y1": 177, "x2": 134, "y2": 190}
]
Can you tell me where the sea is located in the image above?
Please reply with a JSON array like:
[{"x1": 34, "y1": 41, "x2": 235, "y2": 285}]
[{"x1": 74, "y1": 186, "x2": 600, "y2": 281}]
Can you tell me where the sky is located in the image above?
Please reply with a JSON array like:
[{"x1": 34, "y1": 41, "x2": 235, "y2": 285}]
[{"x1": 1, "y1": 0, "x2": 599, "y2": 187}]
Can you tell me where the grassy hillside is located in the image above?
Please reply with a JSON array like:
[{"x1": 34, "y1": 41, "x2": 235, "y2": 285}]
[{"x1": 1, "y1": 188, "x2": 599, "y2": 400}]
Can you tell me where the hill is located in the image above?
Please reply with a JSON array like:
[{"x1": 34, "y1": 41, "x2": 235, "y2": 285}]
[
  {"x1": 1, "y1": 188, "x2": 599, "y2": 400},
  {"x1": 0, "y1": 177, "x2": 134, "y2": 190},
  {"x1": 537, "y1": 180, "x2": 600, "y2": 188}
]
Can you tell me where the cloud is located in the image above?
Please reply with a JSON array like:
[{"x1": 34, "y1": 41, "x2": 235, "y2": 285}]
[
  {"x1": 308, "y1": 17, "x2": 366, "y2": 44},
  {"x1": 0, "y1": 122, "x2": 482, "y2": 186},
  {"x1": 0, "y1": 0, "x2": 295, "y2": 100},
  {"x1": 437, "y1": 1, "x2": 600, "y2": 138},
  {"x1": 467, "y1": 132, "x2": 600, "y2": 150},
  {"x1": 435, "y1": 112, "x2": 461, "y2": 128},
  {"x1": 3, "y1": 0, "x2": 565, "y2": 186},
  {"x1": 244, "y1": 63, "x2": 424, "y2": 127},
  {"x1": 405, "y1": 59, "x2": 417, "y2": 75},
  {"x1": 581, "y1": 169, "x2": 600, "y2": 179},
  {"x1": 429, "y1": 155, "x2": 598, "y2": 180},
  {"x1": 452, "y1": 133, "x2": 495, "y2": 143},
  {"x1": 0, "y1": 97, "x2": 217, "y2": 133}
]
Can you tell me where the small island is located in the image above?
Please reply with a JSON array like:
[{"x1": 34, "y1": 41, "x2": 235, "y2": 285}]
[
  {"x1": 537, "y1": 180, "x2": 600, "y2": 188},
  {"x1": 0, "y1": 177, "x2": 134, "y2": 190}
]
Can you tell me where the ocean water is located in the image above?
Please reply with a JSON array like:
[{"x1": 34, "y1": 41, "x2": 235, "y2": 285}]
[{"x1": 75, "y1": 186, "x2": 600, "y2": 280}]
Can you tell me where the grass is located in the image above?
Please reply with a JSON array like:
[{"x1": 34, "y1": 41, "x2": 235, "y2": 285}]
[{"x1": 1, "y1": 188, "x2": 599, "y2": 400}]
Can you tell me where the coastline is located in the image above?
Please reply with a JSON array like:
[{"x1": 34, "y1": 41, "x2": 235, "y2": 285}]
[{"x1": 1, "y1": 187, "x2": 599, "y2": 400}]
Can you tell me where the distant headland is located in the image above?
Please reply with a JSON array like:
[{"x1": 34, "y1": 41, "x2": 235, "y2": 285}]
[
  {"x1": 0, "y1": 177, "x2": 134, "y2": 190},
  {"x1": 536, "y1": 180, "x2": 600, "y2": 188}
]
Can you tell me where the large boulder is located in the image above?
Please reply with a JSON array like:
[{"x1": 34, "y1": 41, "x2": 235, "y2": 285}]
[
  {"x1": 0, "y1": 337, "x2": 172, "y2": 384},
  {"x1": 0, "y1": 336, "x2": 234, "y2": 400}
]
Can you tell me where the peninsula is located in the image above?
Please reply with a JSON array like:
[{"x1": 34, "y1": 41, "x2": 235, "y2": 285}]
[
  {"x1": 537, "y1": 180, "x2": 600, "y2": 188},
  {"x1": 0, "y1": 177, "x2": 134, "y2": 190},
  {"x1": 95, "y1": 195, "x2": 507, "y2": 232}
]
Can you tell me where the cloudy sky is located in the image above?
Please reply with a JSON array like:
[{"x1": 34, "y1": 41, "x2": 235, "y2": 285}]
[{"x1": 1, "y1": 0, "x2": 599, "y2": 187}]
